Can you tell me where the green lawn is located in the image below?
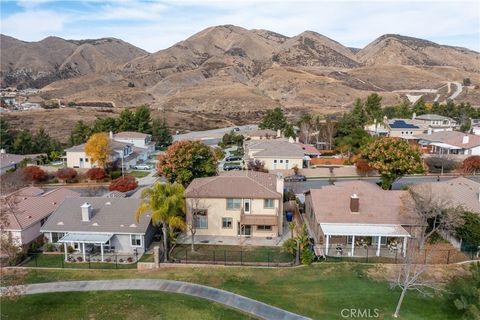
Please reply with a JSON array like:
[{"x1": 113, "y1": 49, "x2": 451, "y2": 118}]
[
  {"x1": 8, "y1": 263, "x2": 463, "y2": 319},
  {"x1": 127, "y1": 170, "x2": 150, "y2": 178},
  {"x1": 170, "y1": 244, "x2": 293, "y2": 264},
  {"x1": 23, "y1": 254, "x2": 136, "y2": 269},
  {"x1": 1, "y1": 291, "x2": 253, "y2": 320}
]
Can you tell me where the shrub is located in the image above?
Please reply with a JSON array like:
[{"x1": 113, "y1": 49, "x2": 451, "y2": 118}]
[
  {"x1": 301, "y1": 249, "x2": 315, "y2": 265},
  {"x1": 456, "y1": 212, "x2": 480, "y2": 246},
  {"x1": 110, "y1": 170, "x2": 122, "y2": 180},
  {"x1": 127, "y1": 257, "x2": 133, "y2": 263},
  {"x1": 355, "y1": 159, "x2": 374, "y2": 175},
  {"x1": 23, "y1": 166, "x2": 46, "y2": 182},
  {"x1": 463, "y1": 156, "x2": 480, "y2": 174},
  {"x1": 109, "y1": 176, "x2": 138, "y2": 192},
  {"x1": 119, "y1": 258, "x2": 124, "y2": 263},
  {"x1": 67, "y1": 245, "x2": 74, "y2": 254},
  {"x1": 425, "y1": 157, "x2": 458, "y2": 173},
  {"x1": 56, "y1": 168, "x2": 77, "y2": 180},
  {"x1": 86, "y1": 168, "x2": 106, "y2": 180},
  {"x1": 44, "y1": 243, "x2": 55, "y2": 252},
  {"x1": 76, "y1": 256, "x2": 83, "y2": 262}
]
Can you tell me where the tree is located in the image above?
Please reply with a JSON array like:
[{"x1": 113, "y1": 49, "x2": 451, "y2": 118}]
[
  {"x1": 456, "y1": 212, "x2": 480, "y2": 247},
  {"x1": 70, "y1": 120, "x2": 91, "y2": 146},
  {"x1": 56, "y1": 168, "x2": 77, "y2": 180},
  {"x1": 32, "y1": 127, "x2": 60, "y2": 155},
  {"x1": 151, "y1": 119, "x2": 172, "y2": 149},
  {"x1": 298, "y1": 113, "x2": 313, "y2": 144},
  {"x1": 335, "y1": 128, "x2": 371, "y2": 156},
  {"x1": 355, "y1": 159, "x2": 374, "y2": 176},
  {"x1": 259, "y1": 107, "x2": 288, "y2": 131},
  {"x1": 247, "y1": 159, "x2": 267, "y2": 172},
  {"x1": 364, "y1": 93, "x2": 383, "y2": 124},
  {"x1": 463, "y1": 156, "x2": 480, "y2": 174},
  {"x1": 116, "y1": 109, "x2": 137, "y2": 132},
  {"x1": 448, "y1": 262, "x2": 480, "y2": 320},
  {"x1": 12, "y1": 130, "x2": 33, "y2": 155},
  {"x1": 392, "y1": 185, "x2": 464, "y2": 318},
  {"x1": 85, "y1": 133, "x2": 111, "y2": 168},
  {"x1": 283, "y1": 123, "x2": 296, "y2": 139},
  {"x1": 109, "y1": 176, "x2": 138, "y2": 192},
  {"x1": 92, "y1": 117, "x2": 117, "y2": 134},
  {"x1": 157, "y1": 141, "x2": 217, "y2": 187},
  {"x1": 136, "y1": 182, "x2": 186, "y2": 262},
  {"x1": 22, "y1": 166, "x2": 45, "y2": 182},
  {"x1": 360, "y1": 138, "x2": 424, "y2": 190},
  {"x1": 0, "y1": 118, "x2": 13, "y2": 152},
  {"x1": 86, "y1": 168, "x2": 106, "y2": 181},
  {"x1": 135, "y1": 105, "x2": 152, "y2": 133}
]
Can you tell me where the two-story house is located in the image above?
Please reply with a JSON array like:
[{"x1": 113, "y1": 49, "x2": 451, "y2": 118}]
[
  {"x1": 113, "y1": 131, "x2": 155, "y2": 161},
  {"x1": 185, "y1": 171, "x2": 284, "y2": 240},
  {"x1": 244, "y1": 139, "x2": 306, "y2": 170},
  {"x1": 413, "y1": 113, "x2": 457, "y2": 132}
]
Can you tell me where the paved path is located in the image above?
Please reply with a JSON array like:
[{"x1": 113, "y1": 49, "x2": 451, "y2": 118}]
[{"x1": 5, "y1": 279, "x2": 310, "y2": 320}]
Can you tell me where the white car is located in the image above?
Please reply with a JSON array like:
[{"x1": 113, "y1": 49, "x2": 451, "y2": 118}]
[{"x1": 134, "y1": 164, "x2": 152, "y2": 170}]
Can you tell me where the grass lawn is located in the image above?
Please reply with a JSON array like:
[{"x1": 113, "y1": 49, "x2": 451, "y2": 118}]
[
  {"x1": 1, "y1": 291, "x2": 253, "y2": 320},
  {"x1": 7, "y1": 263, "x2": 463, "y2": 319},
  {"x1": 23, "y1": 254, "x2": 136, "y2": 269},
  {"x1": 127, "y1": 170, "x2": 150, "y2": 178},
  {"x1": 170, "y1": 244, "x2": 293, "y2": 264}
]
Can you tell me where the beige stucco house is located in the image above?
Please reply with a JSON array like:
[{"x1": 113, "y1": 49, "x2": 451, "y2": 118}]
[
  {"x1": 185, "y1": 171, "x2": 284, "y2": 240},
  {"x1": 244, "y1": 139, "x2": 305, "y2": 170}
]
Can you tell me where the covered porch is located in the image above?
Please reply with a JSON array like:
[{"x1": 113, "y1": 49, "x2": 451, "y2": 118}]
[
  {"x1": 59, "y1": 233, "x2": 113, "y2": 262},
  {"x1": 428, "y1": 142, "x2": 463, "y2": 155},
  {"x1": 321, "y1": 223, "x2": 410, "y2": 257}
]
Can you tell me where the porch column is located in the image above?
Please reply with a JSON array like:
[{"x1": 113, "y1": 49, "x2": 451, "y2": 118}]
[
  {"x1": 63, "y1": 243, "x2": 68, "y2": 261},
  {"x1": 82, "y1": 242, "x2": 86, "y2": 261},
  {"x1": 376, "y1": 236, "x2": 381, "y2": 256},
  {"x1": 351, "y1": 235, "x2": 355, "y2": 256},
  {"x1": 325, "y1": 235, "x2": 330, "y2": 255},
  {"x1": 100, "y1": 243, "x2": 104, "y2": 262},
  {"x1": 402, "y1": 237, "x2": 407, "y2": 257}
]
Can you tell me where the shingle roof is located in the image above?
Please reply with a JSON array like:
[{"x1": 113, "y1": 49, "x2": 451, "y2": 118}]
[
  {"x1": 416, "y1": 131, "x2": 480, "y2": 149},
  {"x1": 307, "y1": 181, "x2": 415, "y2": 225},
  {"x1": 41, "y1": 197, "x2": 151, "y2": 234},
  {"x1": 185, "y1": 171, "x2": 282, "y2": 199},
  {"x1": 248, "y1": 140, "x2": 305, "y2": 158},
  {"x1": 0, "y1": 153, "x2": 27, "y2": 169},
  {"x1": 4, "y1": 188, "x2": 81, "y2": 231},
  {"x1": 114, "y1": 131, "x2": 149, "y2": 139},
  {"x1": 416, "y1": 114, "x2": 453, "y2": 121}
]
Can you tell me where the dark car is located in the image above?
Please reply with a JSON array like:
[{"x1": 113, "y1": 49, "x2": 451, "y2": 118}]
[
  {"x1": 284, "y1": 175, "x2": 307, "y2": 182},
  {"x1": 225, "y1": 156, "x2": 242, "y2": 162},
  {"x1": 223, "y1": 164, "x2": 242, "y2": 171}
]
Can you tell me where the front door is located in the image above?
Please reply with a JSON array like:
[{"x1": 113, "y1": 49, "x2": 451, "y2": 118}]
[{"x1": 243, "y1": 225, "x2": 252, "y2": 236}]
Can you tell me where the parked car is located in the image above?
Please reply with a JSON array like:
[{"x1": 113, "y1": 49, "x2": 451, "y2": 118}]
[
  {"x1": 233, "y1": 127, "x2": 240, "y2": 132},
  {"x1": 134, "y1": 164, "x2": 152, "y2": 170},
  {"x1": 223, "y1": 164, "x2": 242, "y2": 171},
  {"x1": 284, "y1": 175, "x2": 307, "y2": 182},
  {"x1": 225, "y1": 156, "x2": 242, "y2": 162}
]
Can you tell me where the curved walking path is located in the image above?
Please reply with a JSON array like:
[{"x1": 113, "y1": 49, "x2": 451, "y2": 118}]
[{"x1": 3, "y1": 279, "x2": 310, "y2": 320}]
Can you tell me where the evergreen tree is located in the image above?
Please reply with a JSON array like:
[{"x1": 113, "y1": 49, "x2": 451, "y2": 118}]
[
  {"x1": 151, "y1": 119, "x2": 172, "y2": 149},
  {"x1": 13, "y1": 130, "x2": 33, "y2": 155},
  {"x1": 364, "y1": 93, "x2": 383, "y2": 124},
  {"x1": 135, "y1": 105, "x2": 152, "y2": 133},
  {"x1": 92, "y1": 117, "x2": 117, "y2": 133},
  {"x1": 117, "y1": 109, "x2": 137, "y2": 131},
  {"x1": 258, "y1": 107, "x2": 288, "y2": 131},
  {"x1": 0, "y1": 118, "x2": 13, "y2": 152},
  {"x1": 70, "y1": 120, "x2": 91, "y2": 146}
]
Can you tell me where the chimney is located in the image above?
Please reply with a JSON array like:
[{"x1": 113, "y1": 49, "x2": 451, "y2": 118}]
[
  {"x1": 463, "y1": 134, "x2": 469, "y2": 144},
  {"x1": 295, "y1": 137, "x2": 299, "y2": 143},
  {"x1": 350, "y1": 194, "x2": 359, "y2": 213},
  {"x1": 0, "y1": 149, "x2": 5, "y2": 154},
  {"x1": 276, "y1": 129, "x2": 281, "y2": 138},
  {"x1": 109, "y1": 131, "x2": 113, "y2": 139},
  {"x1": 412, "y1": 112, "x2": 416, "y2": 120},
  {"x1": 81, "y1": 202, "x2": 92, "y2": 222},
  {"x1": 427, "y1": 127, "x2": 432, "y2": 135}
]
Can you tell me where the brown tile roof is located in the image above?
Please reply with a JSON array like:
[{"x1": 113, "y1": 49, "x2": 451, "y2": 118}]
[
  {"x1": 65, "y1": 140, "x2": 133, "y2": 153},
  {"x1": 248, "y1": 140, "x2": 305, "y2": 158},
  {"x1": 4, "y1": 188, "x2": 81, "y2": 231},
  {"x1": 15, "y1": 186, "x2": 44, "y2": 197},
  {"x1": 307, "y1": 181, "x2": 414, "y2": 225},
  {"x1": 416, "y1": 131, "x2": 480, "y2": 149},
  {"x1": 246, "y1": 129, "x2": 277, "y2": 138},
  {"x1": 114, "y1": 131, "x2": 149, "y2": 139},
  {"x1": 185, "y1": 171, "x2": 282, "y2": 199}
]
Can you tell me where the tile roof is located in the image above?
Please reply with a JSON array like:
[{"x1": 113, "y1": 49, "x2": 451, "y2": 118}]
[
  {"x1": 40, "y1": 197, "x2": 151, "y2": 234},
  {"x1": 65, "y1": 140, "x2": 132, "y2": 153},
  {"x1": 0, "y1": 153, "x2": 27, "y2": 169},
  {"x1": 415, "y1": 114, "x2": 454, "y2": 121},
  {"x1": 416, "y1": 131, "x2": 480, "y2": 149},
  {"x1": 295, "y1": 143, "x2": 321, "y2": 155},
  {"x1": 246, "y1": 129, "x2": 278, "y2": 138},
  {"x1": 4, "y1": 188, "x2": 81, "y2": 231},
  {"x1": 185, "y1": 171, "x2": 282, "y2": 199},
  {"x1": 114, "y1": 131, "x2": 149, "y2": 139},
  {"x1": 247, "y1": 140, "x2": 305, "y2": 158},
  {"x1": 307, "y1": 181, "x2": 415, "y2": 225}
]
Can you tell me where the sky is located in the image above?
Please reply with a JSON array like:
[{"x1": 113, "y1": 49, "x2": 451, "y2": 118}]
[{"x1": 1, "y1": 0, "x2": 479, "y2": 53}]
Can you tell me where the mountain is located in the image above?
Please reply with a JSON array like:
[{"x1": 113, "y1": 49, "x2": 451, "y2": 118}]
[{"x1": 0, "y1": 35, "x2": 147, "y2": 88}]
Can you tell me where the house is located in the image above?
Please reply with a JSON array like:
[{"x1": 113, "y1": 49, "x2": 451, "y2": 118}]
[
  {"x1": 471, "y1": 119, "x2": 480, "y2": 135},
  {"x1": 0, "y1": 150, "x2": 27, "y2": 173},
  {"x1": 415, "y1": 131, "x2": 480, "y2": 155},
  {"x1": 244, "y1": 139, "x2": 306, "y2": 170},
  {"x1": 185, "y1": 171, "x2": 284, "y2": 239},
  {"x1": 304, "y1": 181, "x2": 415, "y2": 257},
  {"x1": 295, "y1": 143, "x2": 321, "y2": 158},
  {"x1": 385, "y1": 119, "x2": 428, "y2": 140},
  {"x1": 246, "y1": 129, "x2": 279, "y2": 140},
  {"x1": 2, "y1": 187, "x2": 80, "y2": 247},
  {"x1": 413, "y1": 113, "x2": 457, "y2": 132},
  {"x1": 113, "y1": 131, "x2": 155, "y2": 161},
  {"x1": 41, "y1": 197, "x2": 156, "y2": 261}
]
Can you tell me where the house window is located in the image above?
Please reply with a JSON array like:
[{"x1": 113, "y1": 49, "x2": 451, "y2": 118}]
[
  {"x1": 51, "y1": 232, "x2": 65, "y2": 243},
  {"x1": 280, "y1": 160, "x2": 283, "y2": 163},
  {"x1": 257, "y1": 225, "x2": 272, "y2": 231},
  {"x1": 244, "y1": 199, "x2": 251, "y2": 213},
  {"x1": 194, "y1": 210, "x2": 208, "y2": 229},
  {"x1": 85, "y1": 158, "x2": 89, "y2": 163},
  {"x1": 131, "y1": 234, "x2": 142, "y2": 247},
  {"x1": 264, "y1": 199, "x2": 274, "y2": 208},
  {"x1": 226, "y1": 198, "x2": 241, "y2": 210},
  {"x1": 222, "y1": 217, "x2": 233, "y2": 229},
  {"x1": 273, "y1": 160, "x2": 277, "y2": 163}
]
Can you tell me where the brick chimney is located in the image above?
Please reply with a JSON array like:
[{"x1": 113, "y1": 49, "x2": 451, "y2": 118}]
[{"x1": 350, "y1": 194, "x2": 359, "y2": 213}]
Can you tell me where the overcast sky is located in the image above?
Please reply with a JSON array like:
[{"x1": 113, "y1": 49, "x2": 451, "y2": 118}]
[{"x1": 1, "y1": 0, "x2": 479, "y2": 53}]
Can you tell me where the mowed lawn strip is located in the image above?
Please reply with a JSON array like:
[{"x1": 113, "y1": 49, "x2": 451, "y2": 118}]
[
  {"x1": 1, "y1": 291, "x2": 254, "y2": 320},
  {"x1": 8, "y1": 263, "x2": 461, "y2": 319}
]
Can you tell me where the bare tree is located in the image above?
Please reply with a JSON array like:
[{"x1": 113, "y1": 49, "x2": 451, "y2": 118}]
[
  {"x1": 186, "y1": 189, "x2": 209, "y2": 252},
  {"x1": 392, "y1": 185, "x2": 464, "y2": 318},
  {"x1": 247, "y1": 159, "x2": 268, "y2": 172}
]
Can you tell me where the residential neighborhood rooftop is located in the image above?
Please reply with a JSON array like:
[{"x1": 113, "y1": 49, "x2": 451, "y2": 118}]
[
  {"x1": 0, "y1": 152, "x2": 27, "y2": 169},
  {"x1": 247, "y1": 140, "x2": 305, "y2": 158},
  {"x1": 113, "y1": 131, "x2": 150, "y2": 139},
  {"x1": 415, "y1": 114, "x2": 454, "y2": 121},
  {"x1": 416, "y1": 131, "x2": 480, "y2": 149}
]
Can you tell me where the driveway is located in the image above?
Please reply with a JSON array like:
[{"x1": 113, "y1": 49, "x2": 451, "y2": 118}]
[{"x1": 3, "y1": 279, "x2": 310, "y2": 320}]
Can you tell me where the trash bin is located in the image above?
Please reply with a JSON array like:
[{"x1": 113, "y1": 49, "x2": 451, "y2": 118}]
[{"x1": 286, "y1": 211, "x2": 293, "y2": 222}]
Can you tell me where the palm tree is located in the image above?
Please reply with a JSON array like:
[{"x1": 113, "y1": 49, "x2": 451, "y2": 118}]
[{"x1": 136, "y1": 182, "x2": 186, "y2": 262}]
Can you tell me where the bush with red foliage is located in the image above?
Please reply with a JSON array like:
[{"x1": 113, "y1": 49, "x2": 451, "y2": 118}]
[
  {"x1": 463, "y1": 156, "x2": 480, "y2": 174},
  {"x1": 109, "y1": 176, "x2": 138, "y2": 192},
  {"x1": 23, "y1": 166, "x2": 46, "y2": 182},
  {"x1": 86, "y1": 168, "x2": 106, "y2": 180},
  {"x1": 355, "y1": 159, "x2": 374, "y2": 176},
  {"x1": 56, "y1": 168, "x2": 77, "y2": 180}
]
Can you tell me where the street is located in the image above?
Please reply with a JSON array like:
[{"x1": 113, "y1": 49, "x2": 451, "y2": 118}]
[{"x1": 173, "y1": 124, "x2": 258, "y2": 143}]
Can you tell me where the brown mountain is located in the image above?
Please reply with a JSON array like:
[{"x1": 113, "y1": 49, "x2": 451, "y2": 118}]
[{"x1": 0, "y1": 34, "x2": 147, "y2": 88}]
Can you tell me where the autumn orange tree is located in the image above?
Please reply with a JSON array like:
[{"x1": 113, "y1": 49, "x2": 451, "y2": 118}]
[
  {"x1": 85, "y1": 132, "x2": 111, "y2": 168},
  {"x1": 157, "y1": 140, "x2": 218, "y2": 186},
  {"x1": 463, "y1": 156, "x2": 480, "y2": 174},
  {"x1": 86, "y1": 168, "x2": 106, "y2": 180},
  {"x1": 22, "y1": 166, "x2": 46, "y2": 182},
  {"x1": 360, "y1": 138, "x2": 424, "y2": 189},
  {"x1": 355, "y1": 158, "x2": 374, "y2": 176}
]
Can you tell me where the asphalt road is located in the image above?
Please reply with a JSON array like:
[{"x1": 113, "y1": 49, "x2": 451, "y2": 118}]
[
  {"x1": 173, "y1": 124, "x2": 258, "y2": 142},
  {"x1": 286, "y1": 175, "x2": 480, "y2": 193}
]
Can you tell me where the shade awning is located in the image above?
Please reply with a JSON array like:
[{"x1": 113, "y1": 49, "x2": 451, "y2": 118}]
[
  {"x1": 320, "y1": 223, "x2": 410, "y2": 237},
  {"x1": 430, "y1": 142, "x2": 461, "y2": 150},
  {"x1": 240, "y1": 214, "x2": 278, "y2": 226},
  {"x1": 59, "y1": 233, "x2": 113, "y2": 244}
]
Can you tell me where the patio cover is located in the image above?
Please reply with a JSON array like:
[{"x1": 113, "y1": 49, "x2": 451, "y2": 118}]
[
  {"x1": 59, "y1": 233, "x2": 113, "y2": 244},
  {"x1": 430, "y1": 142, "x2": 461, "y2": 150},
  {"x1": 320, "y1": 223, "x2": 410, "y2": 237},
  {"x1": 240, "y1": 214, "x2": 278, "y2": 226}
]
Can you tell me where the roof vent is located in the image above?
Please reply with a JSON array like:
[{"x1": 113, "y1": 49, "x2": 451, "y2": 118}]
[
  {"x1": 27, "y1": 215, "x2": 32, "y2": 219},
  {"x1": 129, "y1": 223, "x2": 137, "y2": 228},
  {"x1": 92, "y1": 222, "x2": 99, "y2": 226},
  {"x1": 350, "y1": 194, "x2": 360, "y2": 213},
  {"x1": 57, "y1": 221, "x2": 64, "y2": 225},
  {"x1": 120, "y1": 224, "x2": 124, "y2": 227},
  {"x1": 105, "y1": 202, "x2": 111, "y2": 205},
  {"x1": 52, "y1": 202, "x2": 56, "y2": 205},
  {"x1": 81, "y1": 202, "x2": 92, "y2": 222}
]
